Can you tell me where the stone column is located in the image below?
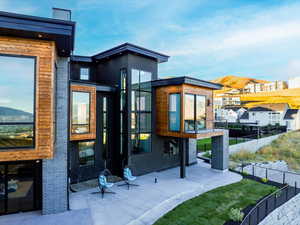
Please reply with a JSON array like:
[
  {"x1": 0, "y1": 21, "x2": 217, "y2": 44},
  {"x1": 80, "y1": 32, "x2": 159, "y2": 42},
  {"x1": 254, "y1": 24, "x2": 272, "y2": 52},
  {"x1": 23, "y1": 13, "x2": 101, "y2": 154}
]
[
  {"x1": 186, "y1": 138, "x2": 197, "y2": 166},
  {"x1": 211, "y1": 130, "x2": 229, "y2": 171},
  {"x1": 42, "y1": 57, "x2": 69, "y2": 214}
]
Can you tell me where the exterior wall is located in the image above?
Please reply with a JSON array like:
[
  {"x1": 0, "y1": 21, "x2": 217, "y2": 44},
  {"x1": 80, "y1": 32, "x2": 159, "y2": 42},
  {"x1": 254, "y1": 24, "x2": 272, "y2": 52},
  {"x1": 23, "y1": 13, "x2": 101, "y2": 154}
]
[
  {"x1": 42, "y1": 56, "x2": 69, "y2": 214},
  {"x1": 0, "y1": 36, "x2": 55, "y2": 161},
  {"x1": 258, "y1": 194, "x2": 300, "y2": 225},
  {"x1": 288, "y1": 77, "x2": 300, "y2": 89},
  {"x1": 229, "y1": 133, "x2": 284, "y2": 154}
]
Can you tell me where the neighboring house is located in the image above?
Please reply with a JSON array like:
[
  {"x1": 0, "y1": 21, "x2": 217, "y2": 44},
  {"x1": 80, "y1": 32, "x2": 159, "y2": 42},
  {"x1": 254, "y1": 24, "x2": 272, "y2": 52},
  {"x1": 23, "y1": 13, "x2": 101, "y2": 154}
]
[
  {"x1": 283, "y1": 109, "x2": 300, "y2": 131},
  {"x1": 239, "y1": 103, "x2": 287, "y2": 126},
  {"x1": 0, "y1": 9, "x2": 228, "y2": 216},
  {"x1": 215, "y1": 106, "x2": 246, "y2": 122},
  {"x1": 244, "y1": 81, "x2": 287, "y2": 93},
  {"x1": 288, "y1": 77, "x2": 300, "y2": 89}
]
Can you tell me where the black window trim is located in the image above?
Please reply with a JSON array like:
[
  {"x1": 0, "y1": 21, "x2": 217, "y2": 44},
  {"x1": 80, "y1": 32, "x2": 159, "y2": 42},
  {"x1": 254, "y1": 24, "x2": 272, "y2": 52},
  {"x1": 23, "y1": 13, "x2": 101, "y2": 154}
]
[
  {"x1": 131, "y1": 68, "x2": 152, "y2": 155},
  {"x1": 0, "y1": 53, "x2": 36, "y2": 150}
]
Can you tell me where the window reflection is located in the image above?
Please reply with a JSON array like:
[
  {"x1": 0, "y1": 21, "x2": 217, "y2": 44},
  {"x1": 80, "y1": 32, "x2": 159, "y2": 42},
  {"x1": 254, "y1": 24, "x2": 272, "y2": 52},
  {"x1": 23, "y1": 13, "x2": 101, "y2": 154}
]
[
  {"x1": 184, "y1": 94, "x2": 206, "y2": 132},
  {"x1": 78, "y1": 141, "x2": 95, "y2": 167},
  {"x1": 72, "y1": 92, "x2": 90, "y2": 134},
  {"x1": 0, "y1": 55, "x2": 35, "y2": 149},
  {"x1": 169, "y1": 94, "x2": 181, "y2": 131}
]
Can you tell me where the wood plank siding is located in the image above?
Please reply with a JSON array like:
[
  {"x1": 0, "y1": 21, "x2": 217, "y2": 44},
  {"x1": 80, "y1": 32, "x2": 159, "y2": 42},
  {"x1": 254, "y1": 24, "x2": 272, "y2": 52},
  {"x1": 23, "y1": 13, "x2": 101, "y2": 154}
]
[
  {"x1": 0, "y1": 36, "x2": 56, "y2": 161},
  {"x1": 70, "y1": 84, "x2": 96, "y2": 141},
  {"x1": 155, "y1": 83, "x2": 223, "y2": 139}
]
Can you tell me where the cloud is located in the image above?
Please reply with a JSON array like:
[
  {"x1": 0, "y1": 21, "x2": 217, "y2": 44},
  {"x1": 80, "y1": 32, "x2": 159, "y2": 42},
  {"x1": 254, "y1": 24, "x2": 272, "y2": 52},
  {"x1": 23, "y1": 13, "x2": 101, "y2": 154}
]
[{"x1": 0, "y1": 0, "x2": 37, "y2": 14}]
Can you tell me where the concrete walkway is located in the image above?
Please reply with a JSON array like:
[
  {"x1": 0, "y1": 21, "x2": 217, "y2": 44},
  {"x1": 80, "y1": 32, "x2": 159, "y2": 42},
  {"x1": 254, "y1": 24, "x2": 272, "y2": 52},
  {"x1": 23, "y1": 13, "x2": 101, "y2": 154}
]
[
  {"x1": 0, "y1": 161, "x2": 241, "y2": 225},
  {"x1": 70, "y1": 161, "x2": 241, "y2": 225}
]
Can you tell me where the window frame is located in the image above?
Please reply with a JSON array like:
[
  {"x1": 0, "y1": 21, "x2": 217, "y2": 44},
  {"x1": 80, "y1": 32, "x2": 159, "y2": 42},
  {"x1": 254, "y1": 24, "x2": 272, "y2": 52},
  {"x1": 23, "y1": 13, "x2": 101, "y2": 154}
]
[
  {"x1": 71, "y1": 90, "x2": 91, "y2": 135},
  {"x1": 80, "y1": 67, "x2": 90, "y2": 81},
  {"x1": 0, "y1": 53, "x2": 36, "y2": 150},
  {"x1": 168, "y1": 93, "x2": 181, "y2": 132}
]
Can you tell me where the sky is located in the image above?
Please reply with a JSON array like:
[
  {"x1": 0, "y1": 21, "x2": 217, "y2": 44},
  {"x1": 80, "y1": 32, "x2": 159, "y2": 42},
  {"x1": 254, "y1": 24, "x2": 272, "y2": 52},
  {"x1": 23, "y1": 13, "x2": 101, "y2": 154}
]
[{"x1": 1, "y1": 0, "x2": 300, "y2": 81}]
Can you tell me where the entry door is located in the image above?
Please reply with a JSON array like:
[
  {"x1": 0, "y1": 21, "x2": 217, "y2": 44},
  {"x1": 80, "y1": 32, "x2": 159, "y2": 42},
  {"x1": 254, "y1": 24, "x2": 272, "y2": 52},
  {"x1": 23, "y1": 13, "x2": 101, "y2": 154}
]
[{"x1": 0, "y1": 161, "x2": 41, "y2": 215}]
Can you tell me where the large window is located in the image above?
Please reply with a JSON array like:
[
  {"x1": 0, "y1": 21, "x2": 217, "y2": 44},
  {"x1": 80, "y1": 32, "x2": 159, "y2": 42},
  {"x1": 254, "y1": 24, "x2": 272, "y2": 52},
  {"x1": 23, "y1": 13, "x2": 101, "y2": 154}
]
[
  {"x1": 0, "y1": 55, "x2": 35, "y2": 149},
  {"x1": 169, "y1": 93, "x2": 181, "y2": 131},
  {"x1": 131, "y1": 69, "x2": 152, "y2": 154},
  {"x1": 71, "y1": 91, "x2": 90, "y2": 134},
  {"x1": 78, "y1": 141, "x2": 95, "y2": 167},
  {"x1": 184, "y1": 94, "x2": 206, "y2": 132}
]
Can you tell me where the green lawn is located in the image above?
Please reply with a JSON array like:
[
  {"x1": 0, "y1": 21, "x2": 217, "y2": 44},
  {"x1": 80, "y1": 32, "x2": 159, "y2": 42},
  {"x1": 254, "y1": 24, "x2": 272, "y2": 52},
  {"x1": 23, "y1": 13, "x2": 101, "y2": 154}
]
[
  {"x1": 230, "y1": 131, "x2": 300, "y2": 171},
  {"x1": 197, "y1": 138, "x2": 244, "y2": 152},
  {"x1": 154, "y1": 179, "x2": 277, "y2": 225}
]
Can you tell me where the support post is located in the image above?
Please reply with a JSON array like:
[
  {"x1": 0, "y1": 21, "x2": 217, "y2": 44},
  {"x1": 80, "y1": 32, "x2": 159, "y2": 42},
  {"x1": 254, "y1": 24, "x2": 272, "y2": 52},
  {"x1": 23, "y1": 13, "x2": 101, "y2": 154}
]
[
  {"x1": 180, "y1": 138, "x2": 186, "y2": 178},
  {"x1": 211, "y1": 130, "x2": 229, "y2": 171}
]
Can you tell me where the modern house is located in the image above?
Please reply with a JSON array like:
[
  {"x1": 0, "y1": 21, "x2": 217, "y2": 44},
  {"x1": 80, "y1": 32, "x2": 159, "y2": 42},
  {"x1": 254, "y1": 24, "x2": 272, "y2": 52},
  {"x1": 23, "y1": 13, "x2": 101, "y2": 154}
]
[
  {"x1": 0, "y1": 8, "x2": 228, "y2": 216},
  {"x1": 283, "y1": 109, "x2": 300, "y2": 131},
  {"x1": 239, "y1": 103, "x2": 287, "y2": 126}
]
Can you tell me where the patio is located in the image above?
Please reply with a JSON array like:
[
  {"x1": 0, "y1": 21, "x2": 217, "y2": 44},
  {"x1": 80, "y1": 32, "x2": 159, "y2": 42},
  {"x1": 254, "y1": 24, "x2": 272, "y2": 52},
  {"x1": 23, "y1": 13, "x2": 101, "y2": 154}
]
[
  {"x1": 70, "y1": 160, "x2": 241, "y2": 225},
  {"x1": 0, "y1": 161, "x2": 241, "y2": 225}
]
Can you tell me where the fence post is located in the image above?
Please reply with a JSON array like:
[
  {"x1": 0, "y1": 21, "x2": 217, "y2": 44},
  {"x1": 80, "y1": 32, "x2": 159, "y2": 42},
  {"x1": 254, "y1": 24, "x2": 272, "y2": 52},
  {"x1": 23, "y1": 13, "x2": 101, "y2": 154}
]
[
  {"x1": 265, "y1": 168, "x2": 268, "y2": 179},
  {"x1": 257, "y1": 206, "x2": 259, "y2": 223},
  {"x1": 283, "y1": 172, "x2": 286, "y2": 184},
  {"x1": 252, "y1": 165, "x2": 255, "y2": 176}
]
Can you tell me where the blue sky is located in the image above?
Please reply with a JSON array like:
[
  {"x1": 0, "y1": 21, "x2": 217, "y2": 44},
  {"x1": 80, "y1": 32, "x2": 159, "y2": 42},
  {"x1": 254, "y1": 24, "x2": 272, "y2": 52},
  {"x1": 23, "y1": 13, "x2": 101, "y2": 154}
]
[{"x1": 1, "y1": 0, "x2": 300, "y2": 81}]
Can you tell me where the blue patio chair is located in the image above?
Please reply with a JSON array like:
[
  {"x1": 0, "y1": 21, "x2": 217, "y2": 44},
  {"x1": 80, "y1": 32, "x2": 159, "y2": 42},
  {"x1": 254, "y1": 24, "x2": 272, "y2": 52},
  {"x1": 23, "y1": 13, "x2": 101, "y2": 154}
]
[
  {"x1": 118, "y1": 167, "x2": 139, "y2": 190},
  {"x1": 93, "y1": 174, "x2": 115, "y2": 198}
]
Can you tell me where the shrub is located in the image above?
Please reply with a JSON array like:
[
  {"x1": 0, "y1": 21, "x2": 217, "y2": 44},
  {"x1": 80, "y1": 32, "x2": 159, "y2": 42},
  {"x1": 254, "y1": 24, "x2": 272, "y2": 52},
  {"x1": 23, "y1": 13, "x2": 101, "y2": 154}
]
[
  {"x1": 228, "y1": 208, "x2": 244, "y2": 222},
  {"x1": 261, "y1": 178, "x2": 268, "y2": 183},
  {"x1": 241, "y1": 171, "x2": 249, "y2": 176}
]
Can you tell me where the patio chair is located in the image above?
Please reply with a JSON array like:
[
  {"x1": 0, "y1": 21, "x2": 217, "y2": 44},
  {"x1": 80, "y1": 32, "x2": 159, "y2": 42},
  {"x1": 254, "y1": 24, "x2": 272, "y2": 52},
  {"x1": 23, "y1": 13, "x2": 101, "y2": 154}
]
[
  {"x1": 118, "y1": 167, "x2": 139, "y2": 190},
  {"x1": 92, "y1": 174, "x2": 115, "y2": 198}
]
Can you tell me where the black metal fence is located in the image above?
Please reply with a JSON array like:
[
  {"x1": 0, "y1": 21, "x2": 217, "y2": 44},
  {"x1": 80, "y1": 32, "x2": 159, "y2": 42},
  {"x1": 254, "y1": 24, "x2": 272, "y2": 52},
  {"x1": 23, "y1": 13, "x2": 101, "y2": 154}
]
[
  {"x1": 241, "y1": 184, "x2": 300, "y2": 225},
  {"x1": 237, "y1": 163, "x2": 300, "y2": 187}
]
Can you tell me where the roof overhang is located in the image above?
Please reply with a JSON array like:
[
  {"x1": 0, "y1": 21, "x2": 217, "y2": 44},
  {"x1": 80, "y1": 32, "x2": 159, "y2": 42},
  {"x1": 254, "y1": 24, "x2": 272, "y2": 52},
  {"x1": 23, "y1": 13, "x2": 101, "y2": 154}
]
[
  {"x1": 152, "y1": 76, "x2": 223, "y2": 90},
  {"x1": 0, "y1": 11, "x2": 75, "y2": 57},
  {"x1": 93, "y1": 43, "x2": 169, "y2": 63}
]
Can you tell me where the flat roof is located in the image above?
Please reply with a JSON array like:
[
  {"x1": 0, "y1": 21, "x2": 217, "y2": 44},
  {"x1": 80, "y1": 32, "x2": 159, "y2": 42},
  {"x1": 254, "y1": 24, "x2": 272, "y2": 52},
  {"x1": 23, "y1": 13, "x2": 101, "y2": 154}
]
[
  {"x1": 152, "y1": 76, "x2": 223, "y2": 90},
  {"x1": 93, "y1": 43, "x2": 169, "y2": 63},
  {"x1": 0, "y1": 10, "x2": 75, "y2": 56}
]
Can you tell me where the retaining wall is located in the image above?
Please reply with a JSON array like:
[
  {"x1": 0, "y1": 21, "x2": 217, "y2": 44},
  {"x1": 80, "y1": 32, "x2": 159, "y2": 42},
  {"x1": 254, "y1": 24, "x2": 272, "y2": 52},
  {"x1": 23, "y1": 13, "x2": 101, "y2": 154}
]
[
  {"x1": 258, "y1": 193, "x2": 300, "y2": 225},
  {"x1": 229, "y1": 133, "x2": 284, "y2": 155}
]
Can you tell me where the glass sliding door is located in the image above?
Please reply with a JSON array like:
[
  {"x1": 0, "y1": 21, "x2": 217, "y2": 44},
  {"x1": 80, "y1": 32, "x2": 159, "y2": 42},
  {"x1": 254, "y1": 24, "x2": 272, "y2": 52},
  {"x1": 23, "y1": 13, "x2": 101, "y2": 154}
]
[{"x1": 0, "y1": 161, "x2": 41, "y2": 215}]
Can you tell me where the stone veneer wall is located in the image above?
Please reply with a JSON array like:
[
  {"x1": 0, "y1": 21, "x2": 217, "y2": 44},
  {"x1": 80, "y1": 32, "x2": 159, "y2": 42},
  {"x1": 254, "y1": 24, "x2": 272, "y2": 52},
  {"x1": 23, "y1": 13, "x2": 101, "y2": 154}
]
[
  {"x1": 258, "y1": 193, "x2": 300, "y2": 225},
  {"x1": 42, "y1": 57, "x2": 69, "y2": 214}
]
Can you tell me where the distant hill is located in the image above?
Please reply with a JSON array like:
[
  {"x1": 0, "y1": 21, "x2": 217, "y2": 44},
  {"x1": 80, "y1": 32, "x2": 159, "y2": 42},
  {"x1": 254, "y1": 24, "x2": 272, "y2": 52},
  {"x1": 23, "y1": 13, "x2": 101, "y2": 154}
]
[
  {"x1": 212, "y1": 75, "x2": 269, "y2": 89},
  {"x1": 0, "y1": 106, "x2": 32, "y2": 117}
]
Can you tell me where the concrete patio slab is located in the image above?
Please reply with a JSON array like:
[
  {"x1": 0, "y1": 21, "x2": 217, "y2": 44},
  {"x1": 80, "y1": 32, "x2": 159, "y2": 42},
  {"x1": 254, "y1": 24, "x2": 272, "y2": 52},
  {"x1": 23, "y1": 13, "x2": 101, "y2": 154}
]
[
  {"x1": 0, "y1": 161, "x2": 241, "y2": 225},
  {"x1": 70, "y1": 160, "x2": 242, "y2": 225}
]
